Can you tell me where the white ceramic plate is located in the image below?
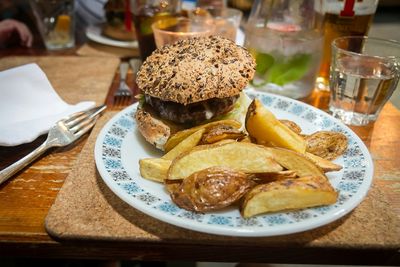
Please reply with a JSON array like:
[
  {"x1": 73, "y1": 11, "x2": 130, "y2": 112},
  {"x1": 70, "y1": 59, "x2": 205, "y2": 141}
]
[
  {"x1": 86, "y1": 24, "x2": 138, "y2": 48},
  {"x1": 94, "y1": 91, "x2": 373, "y2": 237}
]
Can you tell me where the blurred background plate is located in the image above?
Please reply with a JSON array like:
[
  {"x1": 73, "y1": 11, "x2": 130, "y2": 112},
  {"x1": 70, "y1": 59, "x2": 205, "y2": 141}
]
[{"x1": 86, "y1": 24, "x2": 138, "y2": 48}]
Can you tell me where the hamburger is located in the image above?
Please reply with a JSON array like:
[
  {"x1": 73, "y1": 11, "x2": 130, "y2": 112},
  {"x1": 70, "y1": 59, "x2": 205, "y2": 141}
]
[
  {"x1": 103, "y1": 0, "x2": 136, "y2": 41},
  {"x1": 135, "y1": 36, "x2": 256, "y2": 150}
]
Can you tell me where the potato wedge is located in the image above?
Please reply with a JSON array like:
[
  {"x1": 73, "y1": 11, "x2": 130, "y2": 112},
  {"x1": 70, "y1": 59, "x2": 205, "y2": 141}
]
[
  {"x1": 139, "y1": 158, "x2": 171, "y2": 182},
  {"x1": 305, "y1": 152, "x2": 342, "y2": 172},
  {"x1": 241, "y1": 175, "x2": 338, "y2": 218},
  {"x1": 253, "y1": 170, "x2": 298, "y2": 183},
  {"x1": 265, "y1": 147, "x2": 326, "y2": 179},
  {"x1": 245, "y1": 99, "x2": 306, "y2": 153},
  {"x1": 200, "y1": 124, "x2": 246, "y2": 144},
  {"x1": 167, "y1": 142, "x2": 283, "y2": 180},
  {"x1": 279, "y1": 119, "x2": 302, "y2": 134},
  {"x1": 164, "y1": 119, "x2": 242, "y2": 152},
  {"x1": 305, "y1": 131, "x2": 348, "y2": 160},
  {"x1": 162, "y1": 128, "x2": 205, "y2": 160},
  {"x1": 170, "y1": 167, "x2": 255, "y2": 212}
]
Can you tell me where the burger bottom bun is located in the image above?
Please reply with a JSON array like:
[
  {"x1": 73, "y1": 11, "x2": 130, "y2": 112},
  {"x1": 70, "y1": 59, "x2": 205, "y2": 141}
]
[{"x1": 135, "y1": 104, "x2": 184, "y2": 151}]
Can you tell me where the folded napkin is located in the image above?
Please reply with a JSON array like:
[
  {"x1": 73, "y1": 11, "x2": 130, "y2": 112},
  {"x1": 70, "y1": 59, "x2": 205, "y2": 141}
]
[{"x1": 0, "y1": 63, "x2": 95, "y2": 146}]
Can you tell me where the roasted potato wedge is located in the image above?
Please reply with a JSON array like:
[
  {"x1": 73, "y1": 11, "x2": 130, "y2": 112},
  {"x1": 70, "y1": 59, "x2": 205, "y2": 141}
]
[
  {"x1": 171, "y1": 167, "x2": 255, "y2": 212},
  {"x1": 241, "y1": 175, "x2": 338, "y2": 218},
  {"x1": 165, "y1": 179, "x2": 182, "y2": 194},
  {"x1": 212, "y1": 139, "x2": 237, "y2": 145},
  {"x1": 279, "y1": 120, "x2": 302, "y2": 134},
  {"x1": 305, "y1": 131, "x2": 348, "y2": 160},
  {"x1": 305, "y1": 152, "x2": 342, "y2": 172},
  {"x1": 246, "y1": 99, "x2": 307, "y2": 153},
  {"x1": 253, "y1": 170, "x2": 298, "y2": 183},
  {"x1": 200, "y1": 124, "x2": 246, "y2": 144},
  {"x1": 162, "y1": 128, "x2": 205, "y2": 160},
  {"x1": 139, "y1": 158, "x2": 171, "y2": 182},
  {"x1": 164, "y1": 119, "x2": 242, "y2": 152},
  {"x1": 264, "y1": 147, "x2": 326, "y2": 179},
  {"x1": 167, "y1": 142, "x2": 283, "y2": 180}
]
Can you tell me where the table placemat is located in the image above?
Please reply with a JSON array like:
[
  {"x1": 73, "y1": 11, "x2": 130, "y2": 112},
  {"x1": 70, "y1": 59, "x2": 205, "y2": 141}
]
[
  {"x1": 0, "y1": 56, "x2": 120, "y2": 105},
  {"x1": 45, "y1": 111, "x2": 400, "y2": 247},
  {"x1": 77, "y1": 42, "x2": 140, "y2": 59}
]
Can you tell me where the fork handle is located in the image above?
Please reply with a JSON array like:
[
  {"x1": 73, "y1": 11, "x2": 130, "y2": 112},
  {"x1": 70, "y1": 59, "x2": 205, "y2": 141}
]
[
  {"x1": 119, "y1": 62, "x2": 129, "y2": 82},
  {"x1": 0, "y1": 141, "x2": 49, "y2": 186}
]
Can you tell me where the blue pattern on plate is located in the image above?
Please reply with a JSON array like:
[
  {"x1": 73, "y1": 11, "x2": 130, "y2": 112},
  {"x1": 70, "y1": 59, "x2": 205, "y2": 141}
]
[
  {"x1": 104, "y1": 135, "x2": 122, "y2": 148},
  {"x1": 119, "y1": 182, "x2": 142, "y2": 194},
  {"x1": 96, "y1": 91, "x2": 372, "y2": 236},
  {"x1": 290, "y1": 104, "x2": 305, "y2": 116},
  {"x1": 264, "y1": 214, "x2": 288, "y2": 225},
  {"x1": 208, "y1": 215, "x2": 233, "y2": 226},
  {"x1": 158, "y1": 202, "x2": 180, "y2": 215}
]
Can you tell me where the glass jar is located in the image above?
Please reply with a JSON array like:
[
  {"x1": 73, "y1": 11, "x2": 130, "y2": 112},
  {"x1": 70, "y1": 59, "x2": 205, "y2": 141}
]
[{"x1": 245, "y1": 0, "x2": 323, "y2": 99}]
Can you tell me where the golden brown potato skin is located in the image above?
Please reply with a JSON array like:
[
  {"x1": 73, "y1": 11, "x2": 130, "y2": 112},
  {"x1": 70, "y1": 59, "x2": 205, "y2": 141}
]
[
  {"x1": 279, "y1": 120, "x2": 302, "y2": 135},
  {"x1": 241, "y1": 175, "x2": 338, "y2": 218},
  {"x1": 245, "y1": 99, "x2": 307, "y2": 153},
  {"x1": 170, "y1": 167, "x2": 255, "y2": 212},
  {"x1": 200, "y1": 124, "x2": 246, "y2": 144},
  {"x1": 305, "y1": 131, "x2": 348, "y2": 160}
]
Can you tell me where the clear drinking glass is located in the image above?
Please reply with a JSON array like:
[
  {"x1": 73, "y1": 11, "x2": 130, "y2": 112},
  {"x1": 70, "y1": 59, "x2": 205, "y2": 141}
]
[
  {"x1": 190, "y1": 7, "x2": 242, "y2": 41},
  {"x1": 245, "y1": 0, "x2": 323, "y2": 99},
  {"x1": 152, "y1": 17, "x2": 214, "y2": 48},
  {"x1": 30, "y1": 0, "x2": 75, "y2": 50},
  {"x1": 329, "y1": 36, "x2": 400, "y2": 126}
]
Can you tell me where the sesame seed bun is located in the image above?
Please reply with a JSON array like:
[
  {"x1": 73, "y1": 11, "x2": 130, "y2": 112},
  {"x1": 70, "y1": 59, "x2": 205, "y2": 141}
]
[{"x1": 136, "y1": 36, "x2": 256, "y2": 105}]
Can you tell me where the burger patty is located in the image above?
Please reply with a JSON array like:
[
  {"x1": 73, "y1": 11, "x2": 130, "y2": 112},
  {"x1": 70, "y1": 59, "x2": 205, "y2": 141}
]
[{"x1": 144, "y1": 94, "x2": 239, "y2": 124}]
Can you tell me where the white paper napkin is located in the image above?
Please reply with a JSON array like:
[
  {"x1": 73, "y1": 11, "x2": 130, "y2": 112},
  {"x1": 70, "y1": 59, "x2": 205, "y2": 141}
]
[{"x1": 0, "y1": 63, "x2": 95, "y2": 146}]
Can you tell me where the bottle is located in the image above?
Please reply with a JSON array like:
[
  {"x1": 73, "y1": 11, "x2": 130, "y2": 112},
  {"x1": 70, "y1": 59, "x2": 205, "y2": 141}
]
[
  {"x1": 130, "y1": 0, "x2": 182, "y2": 60},
  {"x1": 314, "y1": 0, "x2": 379, "y2": 91}
]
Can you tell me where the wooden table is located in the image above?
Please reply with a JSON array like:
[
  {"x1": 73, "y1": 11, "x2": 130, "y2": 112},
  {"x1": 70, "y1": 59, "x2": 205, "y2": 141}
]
[{"x1": 0, "y1": 44, "x2": 399, "y2": 266}]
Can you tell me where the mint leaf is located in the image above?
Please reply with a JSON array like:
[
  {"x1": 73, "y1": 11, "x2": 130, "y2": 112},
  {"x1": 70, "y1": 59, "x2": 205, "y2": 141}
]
[
  {"x1": 269, "y1": 54, "x2": 312, "y2": 86},
  {"x1": 255, "y1": 52, "x2": 275, "y2": 75}
]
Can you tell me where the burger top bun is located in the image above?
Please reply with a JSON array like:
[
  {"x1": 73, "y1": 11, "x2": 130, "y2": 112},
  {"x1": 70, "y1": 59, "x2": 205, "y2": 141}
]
[{"x1": 136, "y1": 36, "x2": 256, "y2": 105}]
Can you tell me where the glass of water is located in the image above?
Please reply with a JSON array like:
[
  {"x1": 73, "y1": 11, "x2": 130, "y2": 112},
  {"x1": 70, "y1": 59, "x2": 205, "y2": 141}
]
[{"x1": 329, "y1": 36, "x2": 400, "y2": 126}]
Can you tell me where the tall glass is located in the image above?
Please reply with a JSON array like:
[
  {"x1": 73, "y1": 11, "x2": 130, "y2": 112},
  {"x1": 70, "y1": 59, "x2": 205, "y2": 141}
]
[
  {"x1": 130, "y1": 0, "x2": 181, "y2": 60},
  {"x1": 30, "y1": 0, "x2": 75, "y2": 50},
  {"x1": 152, "y1": 17, "x2": 214, "y2": 48},
  {"x1": 245, "y1": 0, "x2": 323, "y2": 99},
  {"x1": 314, "y1": 0, "x2": 378, "y2": 91},
  {"x1": 190, "y1": 7, "x2": 242, "y2": 41},
  {"x1": 329, "y1": 36, "x2": 400, "y2": 126}
]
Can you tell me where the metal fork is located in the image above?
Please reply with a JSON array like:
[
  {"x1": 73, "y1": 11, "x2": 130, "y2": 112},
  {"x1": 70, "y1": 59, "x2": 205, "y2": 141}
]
[
  {"x1": 113, "y1": 62, "x2": 133, "y2": 107},
  {"x1": 0, "y1": 105, "x2": 106, "y2": 186}
]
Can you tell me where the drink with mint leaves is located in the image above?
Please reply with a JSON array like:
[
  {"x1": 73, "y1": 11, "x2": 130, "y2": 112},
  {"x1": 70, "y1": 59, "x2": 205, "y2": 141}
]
[{"x1": 245, "y1": 23, "x2": 323, "y2": 99}]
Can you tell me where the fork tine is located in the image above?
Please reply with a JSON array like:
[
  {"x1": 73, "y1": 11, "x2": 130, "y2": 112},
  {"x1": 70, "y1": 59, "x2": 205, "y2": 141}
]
[
  {"x1": 65, "y1": 113, "x2": 90, "y2": 127},
  {"x1": 73, "y1": 118, "x2": 97, "y2": 138},
  {"x1": 63, "y1": 111, "x2": 86, "y2": 124},
  {"x1": 69, "y1": 115, "x2": 96, "y2": 134},
  {"x1": 68, "y1": 105, "x2": 106, "y2": 133},
  {"x1": 64, "y1": 105, "x2": 107, "y2": 126}
]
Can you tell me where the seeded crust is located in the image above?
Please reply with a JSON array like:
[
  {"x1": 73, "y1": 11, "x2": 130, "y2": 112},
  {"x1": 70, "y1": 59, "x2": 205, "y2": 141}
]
[{"x1": 136, "y1": 36, "x2": 256, "y2": 105}]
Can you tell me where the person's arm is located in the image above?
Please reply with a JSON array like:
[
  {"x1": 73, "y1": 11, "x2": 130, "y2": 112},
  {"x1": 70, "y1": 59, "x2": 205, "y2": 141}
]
[{"x1": 0, "y1": 19, "x2": 33, "y2": 47}]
